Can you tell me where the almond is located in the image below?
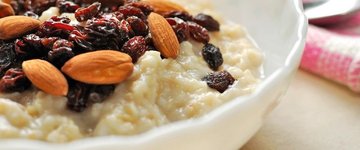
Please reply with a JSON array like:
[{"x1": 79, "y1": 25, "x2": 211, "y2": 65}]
[
  {"x1": 148, "y1": 12, "x2": 180, "y2": 59},
  {"x1": 22, "y1": 59, "x2": 69, "y2": 96},
  {"x1": 0, "y1": 16, "x2": 41, "y2": 40},
  {"x1": 0, "y1": 2, "x2": 14, "y2": 18},
  {"x1": 140, "y1": 0, "x2": 187, "y2": 15},
  {"x1": 1, "y1": 0, "x2": 12, "y2": 4},
  {"x1": 61, "y1": 50, "x2": 134, "y2": 84}
]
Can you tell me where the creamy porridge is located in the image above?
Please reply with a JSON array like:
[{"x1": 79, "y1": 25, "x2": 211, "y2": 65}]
[{"x1": 0, "y1": 0, "x2": 262, "y2": 142}]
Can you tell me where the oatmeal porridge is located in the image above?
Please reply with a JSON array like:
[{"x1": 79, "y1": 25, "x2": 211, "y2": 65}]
[{"x1": 0, "y1": 0, "x2": 262, "y2": 142}]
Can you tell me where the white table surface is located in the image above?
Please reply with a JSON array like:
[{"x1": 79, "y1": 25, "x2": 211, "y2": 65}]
[{"x1": 241, "y1": 70, "x2": 360, "y2": 150}]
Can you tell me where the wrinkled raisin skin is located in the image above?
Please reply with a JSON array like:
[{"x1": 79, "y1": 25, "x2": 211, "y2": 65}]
[
  {"x1": 167, "y1": 18, "x2": 190, "y2": 43},
  {"x1": 202, "y1": 71, "x2": 235, "y2": 93},
  {"x1": 194, "y1": 13, "x2": 220, "y2": 31},
  {"x1": 121, "y1": 36, "x2": 147, "y2": 62},
  {"x1": 164, "y1": 11, "x2": 193, "y2": 21},
  {"x1": 126, "y1": 16, "x2": 148, "y2": 36},
  {"x1": 0, "y1": 43, "x2": 16, "y2": 77},
  {"x1": 188, "y1": 21, "x2": 210, "y2": 44},
  {"x1": 202, "y1": 43, "x2": 223, "y2": 71},
  {"x1": 0, "y1": 68, "x2": 31, "y2": 93},
  {"x1": 75, "y1": 2, "x2": 101, "y2": 22}
]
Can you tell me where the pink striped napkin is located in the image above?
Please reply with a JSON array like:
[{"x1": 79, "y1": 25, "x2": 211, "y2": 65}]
[{"x1": 301, "y1": 12, "x2": 360, "y2": 92}]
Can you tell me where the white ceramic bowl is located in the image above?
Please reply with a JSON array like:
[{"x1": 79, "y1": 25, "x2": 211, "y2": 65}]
[{"x1": 0, "y1": 0, "x2": 307, "y2": 149}]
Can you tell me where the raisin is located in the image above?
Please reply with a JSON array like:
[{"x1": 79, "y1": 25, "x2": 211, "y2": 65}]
[
  {"x1": 164, "y1": 11, "x2": 193, "y2": 21},
  {"x1": 75, "y1": 2, "x2": 101, "y2": 22},
  {"x1": 121, "y1": 36, "x2": 147, "y2": 62},
  {"x1": 11, "y1": 0, "x2": 26, "y2": 15},
  {"x1": 88, "y1": 85, "x2": 115, "y2": 103},
  {"x1": 194, "y1": 13, "x2": 220, "y2": 31},
  {"x1": 167, "y1": 18, "x2": 190, "y2": 43},
  {"x1": 0, "y1": 43, "x2": 16, "y2": 76},
  {"x1": 202, "y1": 43, "x2": 223, "y2": 70},
  {"x1": 67, "y1": 82, "x2": 89, "y2": 112},
  {"x1": 118, "y1": 5, "x2": 146, "y2": 20},
  {"x1": 23, "y1": 11, "x2": 39, "y2": 19},
  {"x1": 126, "y1": 16, "x2": 148, "y2": 36},
  {"x1": 48, "y1": 39, "x2": 75, "y2": 68},
  {"x1": 23, "y1": 0, "x2": 57, "y2": 15},
  {"x1": 41, "y1": 37, "x2": 60, "y2": 49},
  {"x1": 0, "y1": 68, "x2": 31, "y2": 93},
  {"x1": 202, "y1": 71, "x2": 235, "y2": 93},
  {"x1": 15, "y1": 34, "x2": 47, "y2": 59},
  {"x1": 188, "y1": 21, "x2": 210, "y2": 44},
  {"x1": 57, "y1": 0, "x2": 80, "y2": 13},
  {"x1": 119, "y1": 19, "x2": 134, "y2": 36},
  {"x1": 68, "y1": 30, "x2": 94, "y2": 51},
  {"x1": 127, "y1": 2, "x2": 154, "y2": 16}
]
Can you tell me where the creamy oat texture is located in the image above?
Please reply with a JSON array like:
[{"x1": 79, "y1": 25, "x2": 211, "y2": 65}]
[{"x1": 0, "y1": 0, "x2": 262, "y2": 142}]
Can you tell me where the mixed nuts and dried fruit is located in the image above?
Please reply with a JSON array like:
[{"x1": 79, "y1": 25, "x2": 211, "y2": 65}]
[{"x1": 0, "y1": 0, "x2": 235, "y2": 112}]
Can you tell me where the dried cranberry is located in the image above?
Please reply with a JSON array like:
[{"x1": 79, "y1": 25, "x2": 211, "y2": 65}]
[
  {"x1": 121, "y1": 36, "x2": 147, "y2": 62},
  {"x1": 126, "y1": 16, "x2": 148, "y2": 36},
  {"x1": 0, "y1": 68, "x2": 31, "y2": 93},
  {"x1": 202, "y1": 43, "x2": 223, "y2": 70},
  {"x1": 37, "y1": 16, "x2": 75, "y2": 38},
  {"x1": 194, "y1": 13, "x2": 220, "y2": 31},
  {"x1": 57, "y1": 0, "x2": 80, "y2": 13},
  {"x1": 75, "y1": 2, "x2": 101, "y2": 22},
  {"x1": 164, "y1": 11, "x2": 193, "y2": 21},
  {"x1": 127, "y1": 2, "x2": 154, "y2": 16},
  {"x1": 48, "y1": 39, "x2": 75, "y2": 67},
  {"x1": 23, "y1": 11, "x2": 39, "y2": 19},
  {"x1": 118, "y1": 5, "x2": 146, "y2": 20},
  {"x1": 202, "y1": 71, "x2": 235, "y2": 93},
  {"x1": 188, "y1": 21, "x2": 210, "y2": 44},
  {"x1": 167, "y1": 18, "x2": 190, "y2": 43},
  {"x1": 0, "y1": 43, "x2": 16, "y2": 76}
]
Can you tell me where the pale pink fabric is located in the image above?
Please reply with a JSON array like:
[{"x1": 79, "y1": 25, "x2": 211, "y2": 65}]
[{"x1": 301, "y1": 13, "x2": 360, "y2": 92}]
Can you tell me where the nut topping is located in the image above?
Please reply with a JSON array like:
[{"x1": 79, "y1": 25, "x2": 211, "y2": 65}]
[
  {"x1": 22, "y1": 59, "x2": 69, "y2": 96},
  {"x1": 0, "y1": 1, "x2": 14, "y2": 18},
  {"x1": 0, "y1": 16, "x2": 41, "y2": 40},
  {"x1": 148, "y1": 12, "x2": 180, "y2": 59},
  {"x1": 61, "y1": 50, "x2": 134, "y2": 84},
  {"x1": 140, "y1": 0, "x2": 187, "y2": 15}
]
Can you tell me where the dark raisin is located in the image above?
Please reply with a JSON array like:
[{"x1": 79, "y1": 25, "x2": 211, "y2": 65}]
[
  {"x1": 57, "y1": 0, "x2": 80, "y2": 13},
  {"x1": 15, "y1": 34, "x2": 47, "y2": 59},
  {"x1": 23, "y1": 0, "x2": 57, "y2": 15},
  {"x1": 0, "y1": 43, "x2": 16, "y2": 76},
  {"x1": 194, "y1": 13, "x2": 220, "y2": 31},
  {"x1": 118, "y1": 5, "x2": 146, "y2": 20},
  {"x1": 187, "y1": 21, "x2": 210, "y2": 44},
  {"x1": 88, "y1": 85, "x2": 115, "y2": 103},
  {"x1": 0, "y1": 68, "x2": 31, "y2": 93},
  {"x1": 202, "y1": 71, "x2": 235, "y2": 93},
  {"x1": 68, "y1": 30, "x2": 94, "y2": 52},
  {"x1": 23, "y1": 11, "x2": 39, "y2": 19},
  {"x1": 164, "y1": 11, "x2": 193, "y2": 21},
  {"x1": 41, "y1": 37, "x2": 60, "y2": 49},
  {"x1": 127, "y1": 2, "x2": 154, "y2": 16},
  {"x1": 75, "y1": 2, "x2": 101, "y2": 22},
  {"x1": 67, "y1": 82, "x2": 89, "y2": 112},
  {"x1": 126, "y1": 16, "x2": 148, "y2": 36},
  {"x1": 37, "y1": 16, "x2": 75, "y2": 38},
  {"x1": 119, "y1": 19, "x2": 134, "y2": 36},
  {"x1": 48, "y1": 39, "x2": 75, "y2": 68},
  {"x1": 121, "y1": 36, "x2": 147, "y2": 62},
  {"x1": 167, "y1": 18, "x2": 190, "y2": 43},
  {"x1": 11, "y1": 0, "x2": 26, "y2": 15},
  {"x1": 202, "y1": 43, "x2": 223, "y2": 70}
]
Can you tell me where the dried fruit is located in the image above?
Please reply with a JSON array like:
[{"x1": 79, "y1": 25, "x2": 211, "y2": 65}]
[
  {"x1": 48, "y1": 39, "x2": 75, "y2": 68},
  {"x1": 126, "y1": 16, "x2": 148, "y2": 36},
  {"x1": 140, "y1": 0, "x2": 187, "y2": 15},
  {"x1": 194, "y1": 13, "x2": 220, "y2": 31},
  {"x1": 118, "y1": 5, "x2": 146, "y2": 20},
  {"x1": 57, "y1": 0, "x2": 80, "y2": 13},
  {"x1": 0, "y1": 2, "x2": 15, "y2": 18},
  {"x1": 0, "y1": 42, "x2": 16, "y2": 76},
  {"x1": 128, "y1": 2, "x2": 154, "y2": 16},
  {"x1": 202, "y1": 71, "x2": 235, "y2": 93},
  {"x1": 0, "y1": 16, "x2": 41, "y2": 40},
  {"x1": 0, "y1": 68, "x2": 31, "y2": 93},
  {"x1": 148, "y1": 12, "x2": 180, "y2": 58},
  {"x1": 75, "y1": 2, "x2": 101, "y2": 22},
  {"x1": 121, "y1": 36, "x2": 147, "y2": 62},
  {"x1": 164, "y1": 11, "x2": 193, "y2": 21},
  {"x1": 202, "y1": 43, "x2": 223, "y2": 70},
  {"x1": 61, "y1": 50, "x2": 134, "y2": 84},
  {"x1": 37, "y1": 16, "x2": 75, "y2": 38},
  {"x1": 166, "y1": 17, "x2": 190, "y2": 43},
  {"x1": 188, "y1": 21, "x2": 210, "y2": 44},
  {"x1": 22, "y1": 59, "x2": 68, "y2": 96}
]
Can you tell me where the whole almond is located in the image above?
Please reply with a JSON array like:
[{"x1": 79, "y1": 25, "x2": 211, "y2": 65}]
[
  {"x1": 1, "y1": 0, "x2": 11, "y2": 4},
  {"x1": 0, "y1": 16, "x2": 41, "y2": 40},
  {"x1": 140, "y1": 0, "x2": 187, "y2": 15},
  {"x1": 62, "y1": 50, "x2": 134, "y2": 84},
  {"x1": 22, "y1": 59, "x2": 69, "y2": 96},
  {"x1": 0, "y1": 2, "x2": 14, "y2": 18},
  {"x1": 148, "y1": 12, "x2": 180, "y2": 59}
]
